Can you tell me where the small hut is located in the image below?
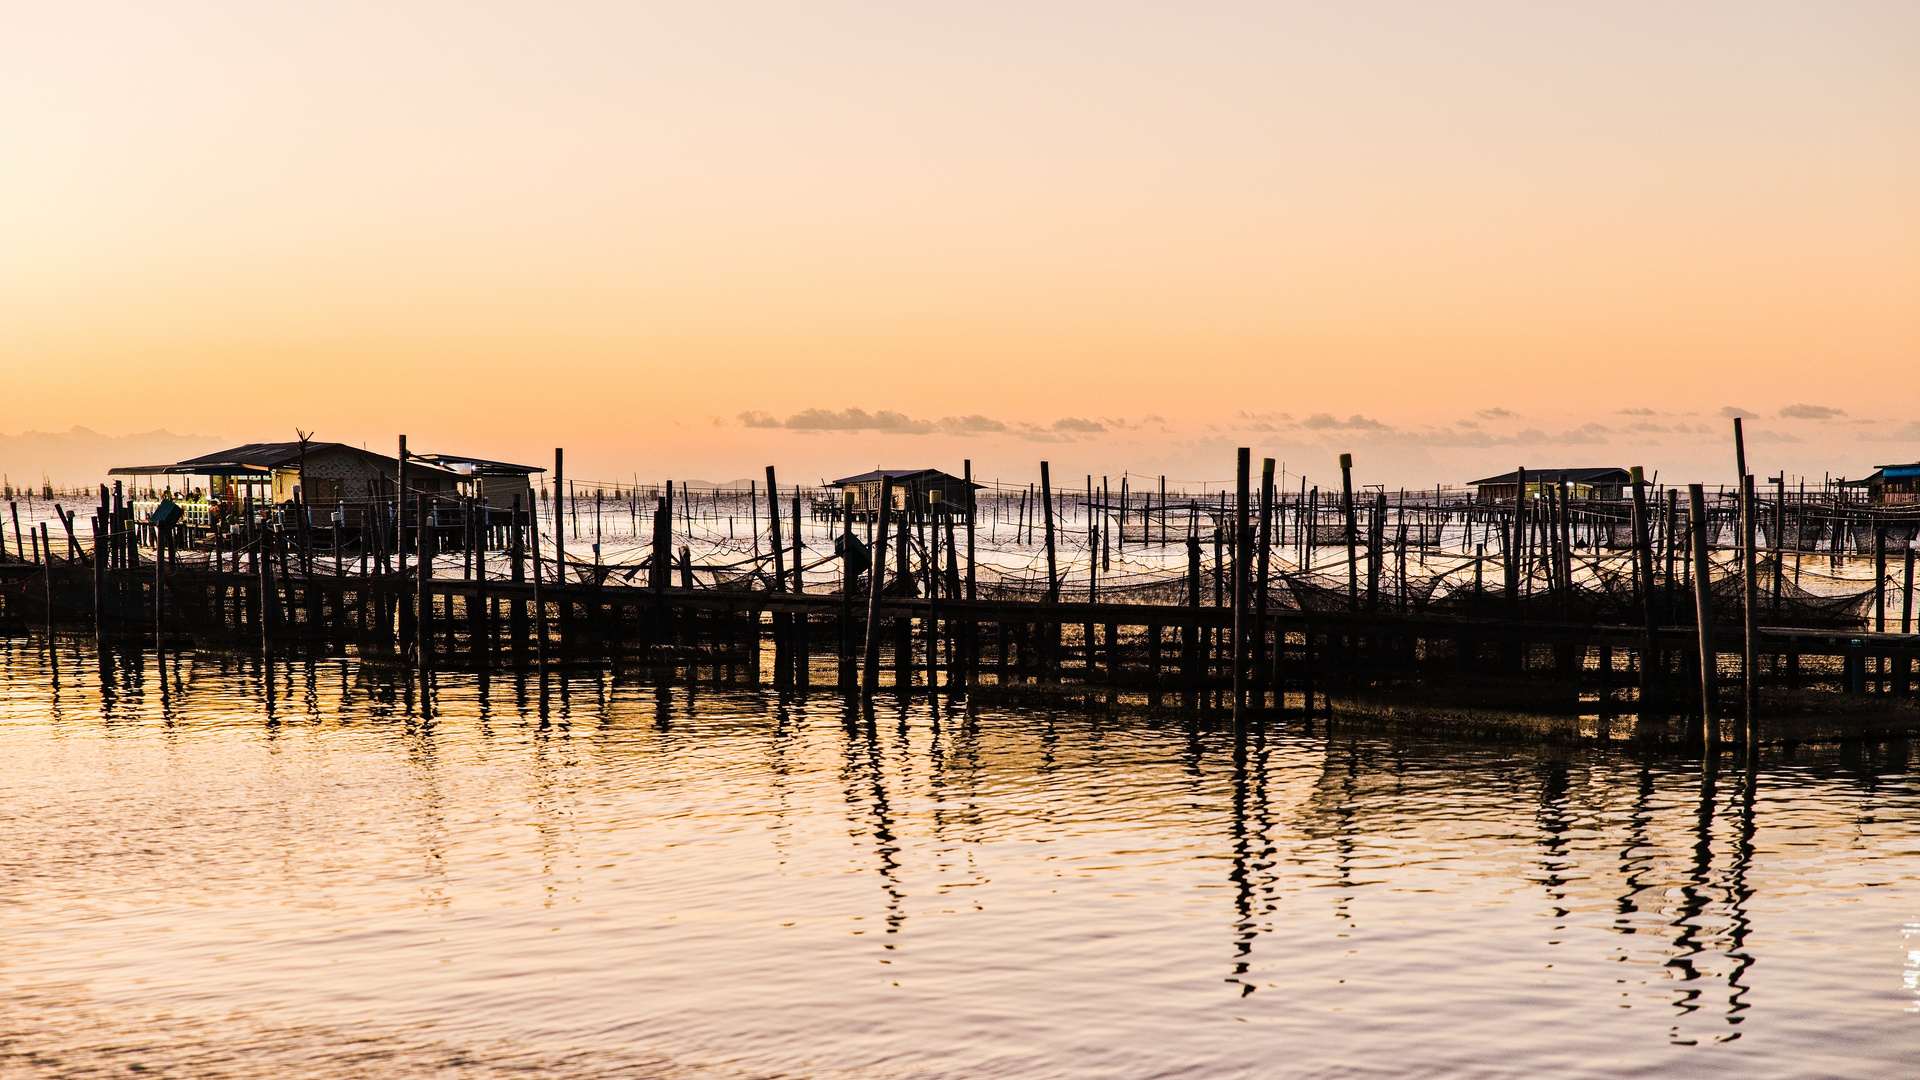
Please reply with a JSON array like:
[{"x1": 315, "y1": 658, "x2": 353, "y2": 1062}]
[
  {"x1": 1851, "y1": 462, "x2": 1920, "y2": 506},
  {"x1": 1468, "y1": 467, "x2": 1629, "y2": 503},
  {"x1": 826, "y1": 468, "x2": 978, "y2": 522},
  {"x1": 111, "y1": 441, "x2": 464, "y2": 529},
  {"x1": 412, "y1": 453, "x2": 545, "y2": 509}
]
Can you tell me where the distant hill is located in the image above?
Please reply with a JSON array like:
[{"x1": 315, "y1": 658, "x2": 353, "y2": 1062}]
[{"x1": 0, "y1": 427, "x2": 229, "y2": 492}]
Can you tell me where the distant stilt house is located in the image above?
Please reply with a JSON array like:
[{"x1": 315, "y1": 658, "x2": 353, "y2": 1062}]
[
  {"x1": 412, "y1": 453, "x2": 545, "y2": 509},
  {"x1": 1848, "y1": 462, "x2": 1920, "y2": 506},
  {"x1": 826, "y1": 468, "x2": 979, "y2": 522},
  {"x1": 1468, "y1": 467, "x2": 1630, "y2": 503}
]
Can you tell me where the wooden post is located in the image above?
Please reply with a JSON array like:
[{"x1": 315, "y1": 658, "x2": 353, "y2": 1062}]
[
  {"x1": 793, "y1": 487, "x2": 808, "y2": 688},
  {"x1": 1040, "y1": 462, "x2": 1057, "y2": 602},
  {"x1": 552, "y1": 449, "x2": 566, "y2": 586},
  {"x1": 149, "y1": 519, "x2": 163, "y2": 649},
  {"x1": 650, "y1": 498, "x2": 670, "y2": 590},
  {"x1": 395, "y1": 435, "x2": 407, "y2": 576},
  {"x1": 1366, "y1": 492, "x2": 1385, "y2": 611},
  {"x1": 1341, "y1": 453, "x2": 1357, "y2": 611},
  {"x1": 1733, "y1": 417, "x2": 1748, "y2": 484},
  {"x1": 1040, "y1": 463, "x2": 1058, "y2": 677},
  {"x1": 839, "y1": 490, "x2": 857, "y2": 690},
  {"x1": 1185, "y1": 531, "x2": 1202, "y2": 692},
  {"x1": 417, "y1": 495, "x2": 432, "y2": 673},
  {"x1": 1507, "y1": 468, "x2": 1527, "y2": 609},
  {"x1": 1874, "y1": 524, "x2": 1888, "y2": 633},
  {"x1": 1255, "y1": 458, "x2": 1274, "y2": 706},
  {"x1": 766, "y1": 467, "x2": 785, "y2": 590},
  {"x1": 1899, "y1": 543, "x2": 1915, "y2": 696},
  {"x1": 928, "y1": 490, "x2": 944, "y2": 690},
  {"x1": 766, "y1": 466, "x2": 788, "y2": 689},
  {"x1": 1689, "y1": 484, "x2": 1717, "y2": 751},
  {"x1": 1631, "y1": 467, "x2": 1659, "y2": 708},
  {"x1": 1771, "y1": 474, "x2": 1785, "y2": 620},
  {"x1": 893, "y1": 515, "x2": 911, "y2": 688},
  {"x1": 529, "y1": 487, "x2": 547, "y2": 677},
  {"x1": 1664, "y1": 488, "x2": 1679, "y2": 613},
  {"x1": 943, "y1": 510, "x2": 959, "y2": 686},
  {"x1": 93, "y1": 486, "x2": 107, "y2": 640},
  {"x1": 1741, "y1": 474, "x2": 1759, "y2": 738},
  {"x1": 964, "y1": 459, "x2": 976, "y2": 688},
  {"x1": 1232, "y1": 448, "x2": 1251, "y2": 721},
  {"x1": 861, "y1": 475, "x2": 895, "y2": 694}
]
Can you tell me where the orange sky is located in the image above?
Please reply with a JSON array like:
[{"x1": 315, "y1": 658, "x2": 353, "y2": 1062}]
[{"x1": 3, "y1": 3, "x2": 1916, "y2": 489}]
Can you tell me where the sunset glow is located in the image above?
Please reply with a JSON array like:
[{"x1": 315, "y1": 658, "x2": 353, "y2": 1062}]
[{"x1": 5, "y1": 2, "x2": 1916, "y2": 486}]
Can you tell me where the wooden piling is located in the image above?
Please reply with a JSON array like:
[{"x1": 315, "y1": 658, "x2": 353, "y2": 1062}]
[
  {"x1": 1741, "y1": 474, "x2": 1758, "y2": 739},
  {"x1": 417, "y1": 495, "x2": 433, "y2": 673},
  {"x1": 861, "y1": 475, "x2": 895, "y2": 694},
  {"x1": 1688, "y1": 484, "x2": 1717, "y2": 750},
  {"x1": 963, "y1": 459, "x2": 976, "y2": 688},
  {"x1": 1232, "y1": 448, "x2": 1250, "y2": 721},
  {"x1": 1341, "y1": 453, "x2": 1358, "y2": 611},
  {"x1": 1255, "y1": 458, "x2": 1274, "y2": 706},
  {"x1": 1630, "y1": 467, "x2": 1659, "y2": 708}
]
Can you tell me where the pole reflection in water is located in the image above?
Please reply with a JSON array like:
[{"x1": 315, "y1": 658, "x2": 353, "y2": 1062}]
[{"x1": 0, "y1": 637, "x2": 1916, "y2": 1080}]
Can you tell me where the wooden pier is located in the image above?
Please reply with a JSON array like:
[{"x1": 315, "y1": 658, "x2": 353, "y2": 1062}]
[{"x1": 5, "y1": 449, "x2": 1919, "y2": 749}]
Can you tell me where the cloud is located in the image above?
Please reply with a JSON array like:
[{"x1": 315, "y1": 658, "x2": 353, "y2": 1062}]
[
  {"x1": 1476, "y1": 408, "x2": 1517, "y2": 420},
  {"x1": 1623, "y1": 422, "x2": 1670, "y2": 433},
  {"x1": 1746, "y1": 429, "x2": 1801, "y2": 443},
  {"x1": 1455, "y1": 419, "x2": 1479, "y2": 428},
  {"x1": 736, "y1": 407, "x2": 1115, "y2": 439},
  {"x1": 936, "y1": 414, "x2": 1006, "y2": 434},
  {"x1": 1052, "y1": 417, "x2": 1106, "y2": 433},
  {"x1": 1718, "y1": 405, "x2": 1756, "y2": 419},
  {"x1": 1302, "y1": 413, "x2": 1390, "y2": 431},
  {"x1": 737, "y1": 407, "x2": 942, "y2": 433},
  {"x1": 1235, "y1": 410, "x2": 1294, "y2": 431},
  {"x1": 1857, "y1": 420, "x2": 1920, "y2": 443},
  {"x1": 1617, "y1": 407, "x2": 1657, "y2": 416},
  {"x1": 786, "y1": 407, "x2": 933, "y2": 433},
  {"x1": 1778, "y1": 403, "x2": 1844, "y2": 420}
]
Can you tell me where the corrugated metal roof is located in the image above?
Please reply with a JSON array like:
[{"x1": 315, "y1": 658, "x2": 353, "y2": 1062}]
[
  {"x1": 1467, "y1": 467, "x2": 1630, "y2": 486},
  {"x1": 413, "y1": 453, "x2": 544, "y2": 475},
  {"x1": 828, "y1": 468, "x2": 978, "y2": 487},
  {"x1": 116, "y1": 442, "x2": 460, "y2": 477}
]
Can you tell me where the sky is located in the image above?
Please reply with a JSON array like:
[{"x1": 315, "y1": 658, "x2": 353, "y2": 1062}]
[{"x1": 3, "y1": 2, "x2": 1916, "y2": 490}]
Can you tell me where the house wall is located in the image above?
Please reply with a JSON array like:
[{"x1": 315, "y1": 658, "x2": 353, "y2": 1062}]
[
  {"x1": 271, "y1": 449, "x2": 388, "y2": 503},
  {"x1": 475, "y1": 473, "x2": 533, "y2": 508},
  {"x1": 265, "y1": 448, "x2": 457, "y2": 503}
]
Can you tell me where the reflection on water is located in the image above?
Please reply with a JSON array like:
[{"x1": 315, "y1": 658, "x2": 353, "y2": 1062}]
[{"x1": 1, "y1": 637, "x2": 1917, "y2": 1079}]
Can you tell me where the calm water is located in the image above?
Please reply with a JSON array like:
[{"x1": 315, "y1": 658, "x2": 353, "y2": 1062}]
[{"x1": 1, "y1": 640, "x2": 1917, "y2": 1079}]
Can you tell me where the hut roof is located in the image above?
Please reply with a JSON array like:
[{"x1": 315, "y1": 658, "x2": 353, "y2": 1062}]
[
  {"x1": 1467, "y1": 467, "x2": 1630, "y2": 486},
  {"x1": 412, "y1": 453, "x2": 544, "y2": 476},
  {"x1": 828, "y1": 468, "x2": 979, "y2": 487},
  {"x1": 111, "y1": 441, "x2": 460, "y2": 478}
]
